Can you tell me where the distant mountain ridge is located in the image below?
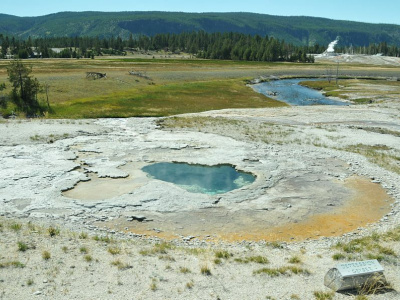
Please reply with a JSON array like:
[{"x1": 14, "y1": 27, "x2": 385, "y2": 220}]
[{"x1": 1, "y1": 11, "x2": 400, "y2": 46}]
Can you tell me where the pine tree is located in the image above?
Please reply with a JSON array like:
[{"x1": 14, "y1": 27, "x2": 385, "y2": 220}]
[{"x1": 7, "y1": 60, "x2": 42, "y2": 116}]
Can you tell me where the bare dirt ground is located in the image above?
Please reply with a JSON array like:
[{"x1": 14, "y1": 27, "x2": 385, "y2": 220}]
[{"x1": 1, "y1": 57, "x2": 400, "y2": 299}]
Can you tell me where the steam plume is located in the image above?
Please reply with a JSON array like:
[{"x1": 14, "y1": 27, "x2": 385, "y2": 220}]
[{"x1": 326, "y1": 36, "x2": 340, "y2": 53}]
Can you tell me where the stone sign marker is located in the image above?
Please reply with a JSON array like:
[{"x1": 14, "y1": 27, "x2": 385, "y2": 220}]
[{"x1": 324, "y1": 260, "x2": 386, "y2": 292}]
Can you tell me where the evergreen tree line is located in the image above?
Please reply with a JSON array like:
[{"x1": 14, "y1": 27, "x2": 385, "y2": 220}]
[
  {"x1": 1, "y1": 32, "x2": 399, "y2": 61},
  {"x1": 0, "y1": 32, "x2": 318, "y2": 62}
]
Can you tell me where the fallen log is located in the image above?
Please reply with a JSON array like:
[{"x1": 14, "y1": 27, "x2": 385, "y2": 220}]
[
  {"x1": 86, "y1": 72, "x2": 107, "y2": 79},
  {"x1": 129, "y1": 70, "x2": 152, "y2": 80}
]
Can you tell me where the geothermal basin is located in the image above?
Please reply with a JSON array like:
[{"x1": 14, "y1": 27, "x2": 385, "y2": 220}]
[{"x1": 0, "y1": 107, "x2": 398, "y2": 243}]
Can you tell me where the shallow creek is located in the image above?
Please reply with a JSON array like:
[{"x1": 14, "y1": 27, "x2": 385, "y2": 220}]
[{"x1": 252, "y1": 78, "x2": 349, "y2": 106}]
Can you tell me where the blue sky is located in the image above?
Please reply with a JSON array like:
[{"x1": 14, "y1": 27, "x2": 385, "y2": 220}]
[{"x1": 3, "y1": 0, "x2": 400, "y2": 25}]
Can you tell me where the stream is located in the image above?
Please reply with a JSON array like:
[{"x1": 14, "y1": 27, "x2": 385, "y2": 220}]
[{"x1": 252, "y1": 78, "x2": 349, "y2": 106}]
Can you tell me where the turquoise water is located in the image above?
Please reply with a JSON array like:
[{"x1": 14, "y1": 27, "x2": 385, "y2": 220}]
[
  {"x1": 253, "y1": 78, "x2": 349, "y2": 106},
  {"x1": 142, "y1": 162, "x2": 256, "y2": 195}
]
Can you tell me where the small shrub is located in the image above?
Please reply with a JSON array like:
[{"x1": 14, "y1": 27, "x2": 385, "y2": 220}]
[
  {"x1": 179, "y1": 267, "x2": 191, "y2": 274},
  {"x1": 17, "y1": 241, "x2": 28, "y2": 252},
  {"x1": 80, "y1": 246, "x2": 88, "y2": 254},
  {"x1": 61, "y1": 246, "x2": 68, "y2": 253},
  {"x1": 332, "y1": 253, "x2": 346, "y2": 260},
  {"x1": 79, "y1": 232, "x2": 88, "y2": 239},
  {"x1": 186, "y1": 280, "x2": 194, "y2": 289},
  {"x1": 200, "y1": 264, "x2": 211, "y2": 276},
  {"x1": 150, "y1": 280, "x2": 157, "y2": 291},
  {"x1": 111, "y1": 259, "x2": 132, "y2": 270},
  {"x1": 288, "y1": 256, "x2": 302, "y2": 264},
  {"x1": 93, "y1": 235, "x2": 113, "y2": 243},
  {"x1": 84, "y1": 255, "x2": 93, "y2": 262},
  {"x1": 215, "y1": 250, "x2": 231, "y2": 259},
  {"x1": 108, "y1": 247, "x2": 121, "y2": 255},
  {"x1": 42, "y1": 251, "x2": 51, "y2": 260},
  {"x1": 48, "y1": 226, "x2": 60, "y2": 237},
  {"x1": 27, "y1": 279, "x2": 34, "y2": 286},
  {"x1": 10, "y1": 223, "x2": 22, "y2": 231},
  {"x1": 214, "y1": 258, "x2": 222, "y2": 265},
  {"x1": 357, "y1": 274, "x2": 392, "y2": 296}
]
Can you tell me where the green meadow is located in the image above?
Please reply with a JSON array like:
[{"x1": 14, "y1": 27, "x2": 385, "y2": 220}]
[{"x1": 0, "y1": 57, "x2": 398, "y2": 119}]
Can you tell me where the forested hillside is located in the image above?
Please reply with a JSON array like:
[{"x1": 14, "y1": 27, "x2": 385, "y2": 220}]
[
  {"x1": 1, "y1": 11, "x2": 400, "y2": 46},
  {"x1": 0, "y1": 32, "x2": 319, "y2": 62}
]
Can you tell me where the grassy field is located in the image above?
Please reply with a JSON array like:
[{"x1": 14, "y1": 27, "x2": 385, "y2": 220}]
[
  {"x1": 52, "y1": 79, "x2": 287, "y2": 118},
  {"x1": 0, "y1": 57, "x2": 399, "y2": 118}
]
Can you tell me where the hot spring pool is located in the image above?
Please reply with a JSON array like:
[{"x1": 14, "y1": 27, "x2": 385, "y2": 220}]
[{"x1": 142, "y1": 162, "x2": 256, "y2": 195}]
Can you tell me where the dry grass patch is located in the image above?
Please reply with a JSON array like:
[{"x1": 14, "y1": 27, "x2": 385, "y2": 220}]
[
  {"x1": 42, "y1": 250, "x2": 51, "y2": 260},
  {"x1": 214, "y1": 250, "x2": 232, "y2": 259},
  {"x1": 110, "y1": 259, "x2": 132, "y2": 270},
  {"x1": 0, "y1": 260, "x2": 25, "y2": 268},
  {"x1": 300, "y1": 79, "x2": 400, "y2": 104},
  {"x1": 347, "y1": 144, "x2": 400, "y2": 174},
  {"x1": 159, "y1": 116, "x2": 293, "y2": 145},
  {"x1": 179, "y1": 267, "x2": 191, "y2": 274},
  {"x1": 78, "y1": 232, "x2": 88, "y2": 239},
  {"x1": 139, "y1": 242, "x2": 174, "y2": 256},
  {"x1": 333, "y1": 228, "x2": 399, "y2": 263},
  {"x1": 84, "y1": 255, "x2": 93, "y2": 262},
  {"x1": 10, "y1": 223, "x2": 22, "y2": 231},
  {"x1": 108, "y1": 247, "x2": 121, "y2": 255},
  {"x1": 48, "y1": 226, "x2": 60, "y2": 237},
  {"x1": 253, "y1": 266, "x2": 311, "y2": 277},
  {"x1": 313, "y1": 290, "x2": 335, "y2": 300},
  {"x1": 234, "y1": 255, "x2": 269, "y2": 264},
  {"x1": 288, "y1": 255, "x2": 302, "y2": 264},
  {"x1": 93, "y1": 235, "x2": 114, "y2": 243},
  {"x1": 200, "y1": 264, "x2": 212, "y2": 276},
  {"x1": 186, "y1": 280, "x2": 194, "y2": 289}
]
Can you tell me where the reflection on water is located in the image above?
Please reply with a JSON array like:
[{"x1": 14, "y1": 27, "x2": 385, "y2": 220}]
[
  {"x1": 142, "y1": 162, "x2": 255, "y2": 195},
  {"x1": 253, "y1": 78, "x2": 349, "y2": 106}
]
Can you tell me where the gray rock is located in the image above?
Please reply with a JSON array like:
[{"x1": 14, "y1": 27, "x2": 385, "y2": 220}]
[{"x1": 126, "y1": 215, "x2": 148, "y2": 222}]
